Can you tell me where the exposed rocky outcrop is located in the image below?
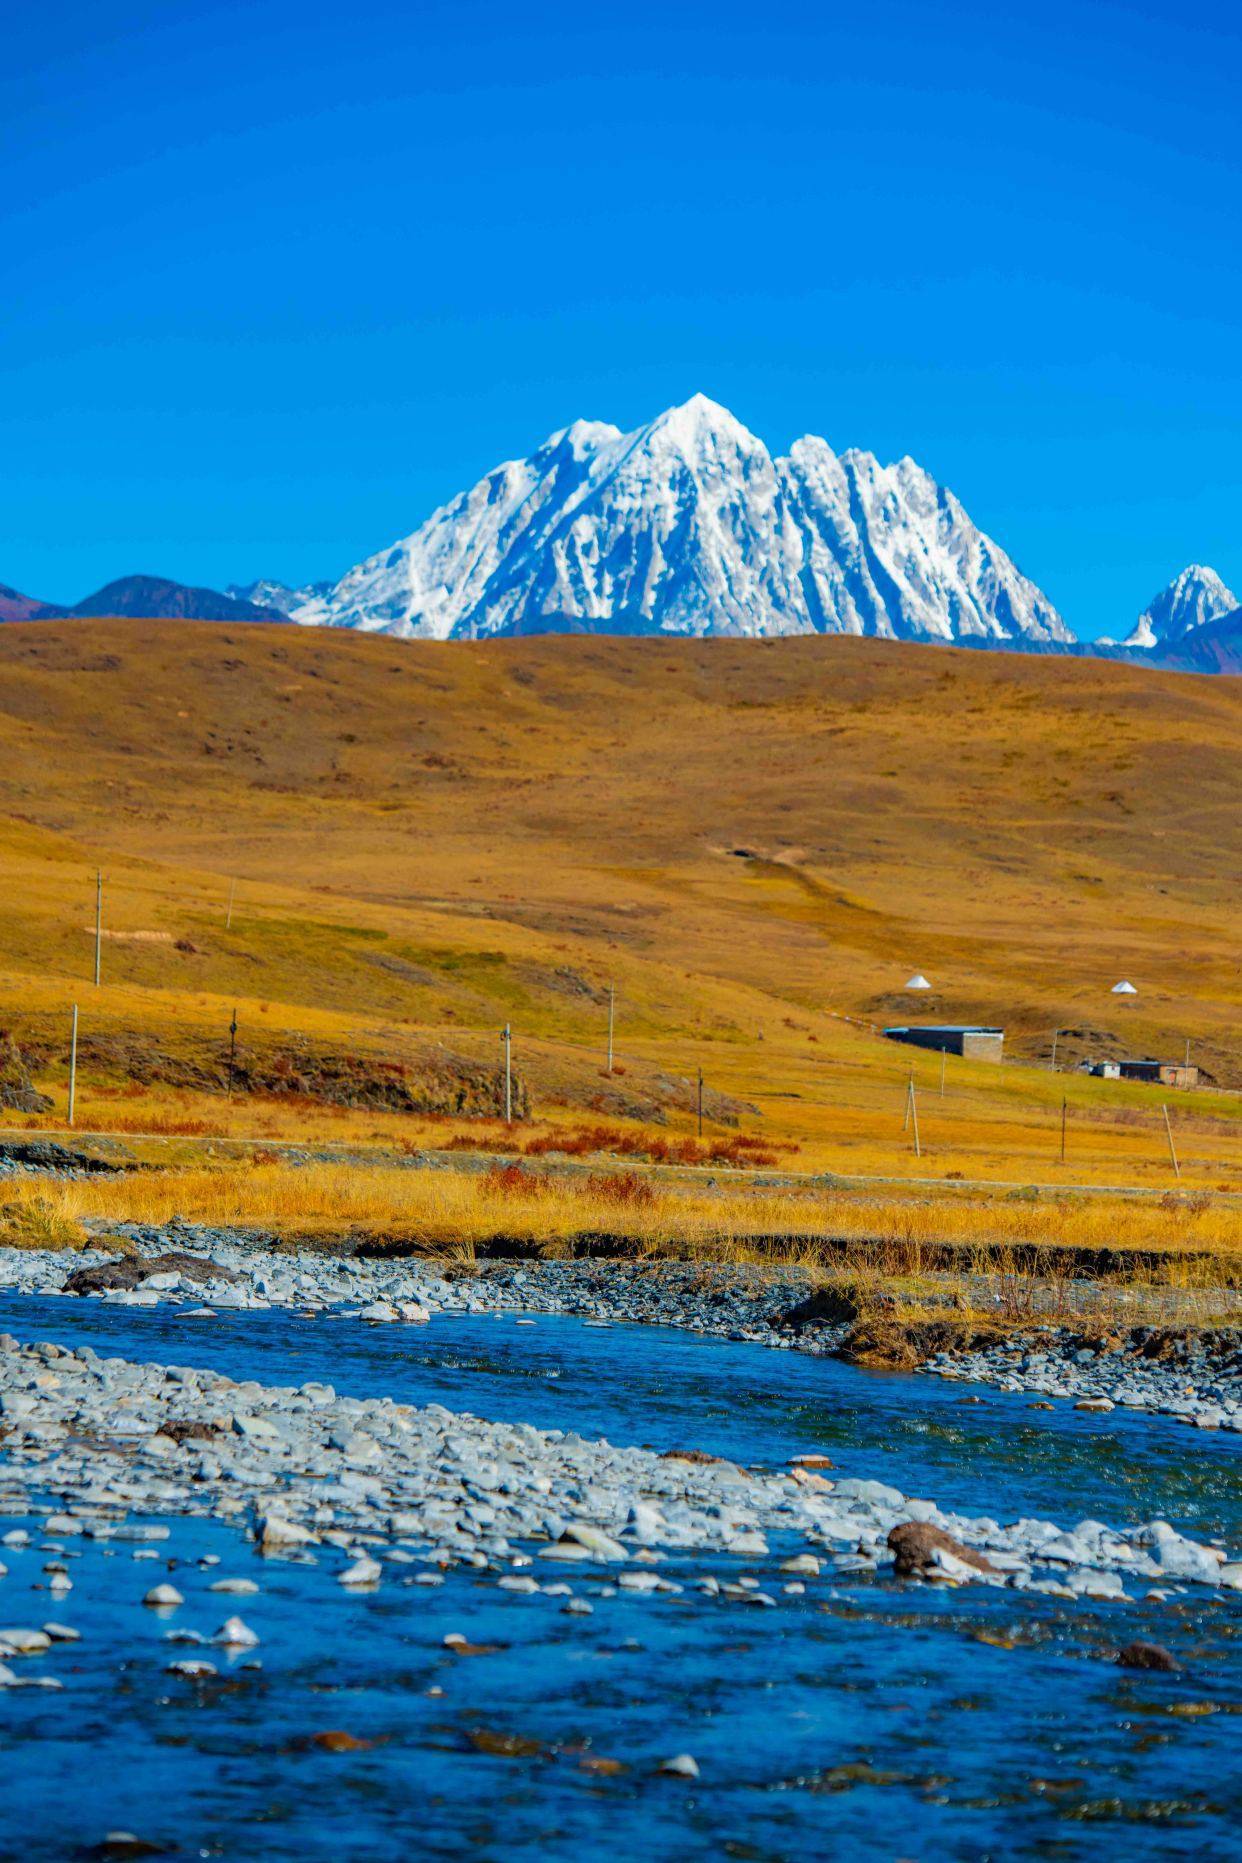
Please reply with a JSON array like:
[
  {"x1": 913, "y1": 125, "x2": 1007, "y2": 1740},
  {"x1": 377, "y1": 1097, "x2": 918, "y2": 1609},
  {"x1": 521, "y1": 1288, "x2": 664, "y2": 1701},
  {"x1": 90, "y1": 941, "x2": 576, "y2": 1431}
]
[
  {"x1": 62, "y1": 1250, "x2": 241, "y2": 1296},
  {"x1": 0, "y1": 1037, "x2": 51, "y2": 1115}
]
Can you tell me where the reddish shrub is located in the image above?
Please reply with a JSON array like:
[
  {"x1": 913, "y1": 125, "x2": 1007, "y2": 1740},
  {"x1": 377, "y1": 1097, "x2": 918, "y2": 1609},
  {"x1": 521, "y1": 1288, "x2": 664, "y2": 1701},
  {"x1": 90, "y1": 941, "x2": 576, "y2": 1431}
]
[
  {"x1": 526, "y1": 1123, "x2": 632, "y2": 1159},
  {"x1": 583, "y1": 1170, "x2": 656, "y2": 1209},
  {"x1": 484, "y1": 1163, "x2": 544, "y2": 1198},
  {"x1": 108, "y1": 1115, "x2": 218, "y2": 1136}
]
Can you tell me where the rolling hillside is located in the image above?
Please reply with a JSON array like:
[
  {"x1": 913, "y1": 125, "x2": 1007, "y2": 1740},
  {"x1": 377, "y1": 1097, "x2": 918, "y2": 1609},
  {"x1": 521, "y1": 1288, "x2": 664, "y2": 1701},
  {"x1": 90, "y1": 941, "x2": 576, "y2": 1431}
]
[{"x1": 0, "y1": 618, "x2": 1237, "y2": 1185}]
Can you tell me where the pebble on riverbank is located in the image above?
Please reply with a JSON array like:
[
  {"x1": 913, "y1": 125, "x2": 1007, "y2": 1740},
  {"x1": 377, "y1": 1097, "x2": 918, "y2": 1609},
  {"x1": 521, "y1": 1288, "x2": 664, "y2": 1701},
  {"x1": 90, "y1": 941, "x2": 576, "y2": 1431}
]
[{"x1": 0, "y1": 1330, "x2": 1232, "y2": 1622}]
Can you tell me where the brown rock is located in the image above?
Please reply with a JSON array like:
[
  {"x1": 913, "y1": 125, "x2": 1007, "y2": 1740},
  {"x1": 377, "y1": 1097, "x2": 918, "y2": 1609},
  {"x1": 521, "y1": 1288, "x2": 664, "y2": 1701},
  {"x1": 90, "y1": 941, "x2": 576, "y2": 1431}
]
[
  {"x1": 1117, "y1": 1640, "x2": 1181, "y2": 1673},
  {"x1": 160, "y1": 1419, "x2": 221, "y2": 1444},
  {"x1": 311, "y1": 1729, "x2": 374, "y2": 1752},
  {"x1": 467, "y1": 1727, "x2": 545, "y2": 1757},
  {"x1": 888, "y1": 1521, "x2": 1000, "y2": 1577},
  {"x1": 62, "y1": 1251, "x2": 240, "y2": 1296}
]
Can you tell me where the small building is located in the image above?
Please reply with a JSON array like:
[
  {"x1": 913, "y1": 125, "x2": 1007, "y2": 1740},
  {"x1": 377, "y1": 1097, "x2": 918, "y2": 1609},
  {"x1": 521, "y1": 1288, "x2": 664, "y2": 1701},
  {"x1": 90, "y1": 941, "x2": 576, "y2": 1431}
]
[
  {"x1": 1117, "y1": 1060, "x2": 1200, "y2": 1089},
  {"x1": 1081, "y1": 1060, "x2": 1121, "y2": 1079},
  {"x1": 884, "y1": 1024, "x2": 1004, "y2": 1062}
]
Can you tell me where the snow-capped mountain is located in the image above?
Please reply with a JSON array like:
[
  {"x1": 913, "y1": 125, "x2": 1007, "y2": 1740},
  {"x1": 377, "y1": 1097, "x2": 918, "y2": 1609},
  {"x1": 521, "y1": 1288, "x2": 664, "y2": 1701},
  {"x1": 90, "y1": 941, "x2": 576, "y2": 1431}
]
[
  {"x1": 279, "y1": 396, "x2": 1074, "y2": 648},
  {"x1": 227, "y1": 577, "x2": 333, "y2": 617},
  {"x1": 1119, "y1": 565, "x2": 1238, "y2": 651}
]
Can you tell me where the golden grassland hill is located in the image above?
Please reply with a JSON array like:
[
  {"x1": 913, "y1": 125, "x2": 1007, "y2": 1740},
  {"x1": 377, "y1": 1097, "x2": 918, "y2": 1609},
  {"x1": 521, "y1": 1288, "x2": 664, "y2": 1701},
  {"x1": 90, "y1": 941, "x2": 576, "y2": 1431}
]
[{"x1": 0, "y1": 618, "x2": 1237, "y2": 1196}]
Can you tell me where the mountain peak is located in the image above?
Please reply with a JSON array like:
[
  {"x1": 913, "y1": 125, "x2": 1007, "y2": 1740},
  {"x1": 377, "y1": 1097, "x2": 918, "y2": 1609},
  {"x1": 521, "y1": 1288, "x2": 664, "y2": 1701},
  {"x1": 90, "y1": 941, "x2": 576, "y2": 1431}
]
[
  {"x1": 668, "y1": 390, "x2": 736, "y2": 422},
  {"x1": 260, "y1": 399, "x2": 1076, "y2": 649},
  {"x1": 228, "y1": 577, "x2": 333, "y2": 618},
  {"x1": 542, "y1": 417, "x2": 623, "y2": 458},
  {"x1": 1124, "y1": 563, "x2": 1238, "y2": 650},
  {"x1": 0, "y1": 581, "x2": 59, "y2": 623},
  {"x1": 641, "y1": 393, "x2": 759, "y2": 452},
  {"x1": 69, "y1": 574, "x2": 287, "y2": 624}
]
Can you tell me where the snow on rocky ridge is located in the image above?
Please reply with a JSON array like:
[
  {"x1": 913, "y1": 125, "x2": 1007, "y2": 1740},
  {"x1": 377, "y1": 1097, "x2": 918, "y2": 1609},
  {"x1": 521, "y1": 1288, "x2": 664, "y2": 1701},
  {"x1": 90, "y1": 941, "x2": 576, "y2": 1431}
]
[
  {"x1": 226, "y1": 576, "x2": 333, "y2": 617},
  {"x1": 1114, "y1": 564, "x2": 1239, "y2": 652},
  {"x1": 271, "y1": 396, "x2": 1074, "y2": 648}
]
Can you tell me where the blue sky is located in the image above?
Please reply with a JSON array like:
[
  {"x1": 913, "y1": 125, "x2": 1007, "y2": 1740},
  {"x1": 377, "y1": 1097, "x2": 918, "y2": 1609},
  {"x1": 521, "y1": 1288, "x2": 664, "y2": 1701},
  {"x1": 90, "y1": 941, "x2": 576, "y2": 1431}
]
[{"x1": 2, "y1": 0, "x2": 1239, "y2": 638}]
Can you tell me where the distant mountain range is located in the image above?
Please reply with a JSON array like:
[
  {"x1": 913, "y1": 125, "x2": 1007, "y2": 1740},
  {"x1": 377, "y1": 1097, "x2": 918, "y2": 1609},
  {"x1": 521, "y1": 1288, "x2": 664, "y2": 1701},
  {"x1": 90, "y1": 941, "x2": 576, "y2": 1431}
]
[
  {"x1": 0, "y1": 574, "x2": 285, "y2": 625},
  {"x1": 226, "y1": 577, "x2": 333, "y2": 618},
  {"x1": 5, "y1": 398, "x2": 1239, "y2": 671}
]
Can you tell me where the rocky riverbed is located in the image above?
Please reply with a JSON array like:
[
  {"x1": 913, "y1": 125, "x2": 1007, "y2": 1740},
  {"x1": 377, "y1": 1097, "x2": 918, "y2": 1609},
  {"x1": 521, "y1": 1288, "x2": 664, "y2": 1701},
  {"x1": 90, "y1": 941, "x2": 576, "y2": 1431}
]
[
  {"x1": 0, "y1": 1223, "x2": 1238, "y2": 1425},
  {"x1": 2, "y1": 1246, "x2": 1240, "y2": 1859},
  {"x1": 1, "y1": 1327, "x2": 1237, "y2": 1611},
  {"x1": 925, "y1": 1327, "x2": 1242, "y2": 1427}
]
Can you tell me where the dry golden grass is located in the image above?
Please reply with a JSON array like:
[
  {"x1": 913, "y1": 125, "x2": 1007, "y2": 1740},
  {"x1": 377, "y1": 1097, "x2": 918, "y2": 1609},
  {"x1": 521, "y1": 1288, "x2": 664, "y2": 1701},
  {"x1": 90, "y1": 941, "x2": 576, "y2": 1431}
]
[
  {"x1": 12, "y1": 1157, "x2": 1240, "y2": 1277},
  {"x1": 0, "y1": 1191, "x2": 87, "y2": 1252},
  {"x1": 10, "y1": 1154, "x2": 1237, "y2": 1363}
]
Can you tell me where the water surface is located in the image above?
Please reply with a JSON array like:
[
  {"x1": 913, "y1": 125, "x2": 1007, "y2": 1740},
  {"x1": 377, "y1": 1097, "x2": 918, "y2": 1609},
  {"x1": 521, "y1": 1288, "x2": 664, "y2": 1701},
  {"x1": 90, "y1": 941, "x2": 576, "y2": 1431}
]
[{"x1": 0, "y1": 1295, "x2": 1238, "y2": 1861}]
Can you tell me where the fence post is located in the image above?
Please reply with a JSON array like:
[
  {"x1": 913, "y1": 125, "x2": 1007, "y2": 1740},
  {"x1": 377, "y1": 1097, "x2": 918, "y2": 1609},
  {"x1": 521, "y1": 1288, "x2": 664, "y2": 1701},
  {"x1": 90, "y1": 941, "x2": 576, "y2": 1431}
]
[
  {"x1": 503, "y1": 1024, "x2": 512, "y2": 1125},
  {"x1": 227, "y1": 1007, "x2": 238, "y2": 1098},
  {"x1": 908, "y1": 1079, "x2": 921, "y2": 1158},
  {"x1": 1060, "y1": 1095, "x2": 1067, "y2": 1164},
  {"x1": 697, "y1": 1067, "x2": 703, "y2": 1139},
  {"x1": 606, "y1": 983, "x2": 614, "y2": 1076},
  {"x1": 68, "y1": 1004, "x2": 79, "y2": 1127},
  {"x1": 226, "y1": 877, "x2": 236, "y2": 931},
  {"x1": 1162, "y1": 1103, "x2": 1180, "y2": 1180},
  {"x1": 94, "y1": 871, "x2": 102, "y2": 986}
]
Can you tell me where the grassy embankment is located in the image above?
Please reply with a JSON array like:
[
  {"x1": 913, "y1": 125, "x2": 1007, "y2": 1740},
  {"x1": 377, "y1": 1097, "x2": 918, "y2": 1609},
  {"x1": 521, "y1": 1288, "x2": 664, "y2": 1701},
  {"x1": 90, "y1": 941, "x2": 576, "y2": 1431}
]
[
  {"x1": 3, "y1": 1150, "x2": 1237, "y2": 1361},
  {"x1": 0, "y1": 620, "x2": 1237, "y2": 1351}
]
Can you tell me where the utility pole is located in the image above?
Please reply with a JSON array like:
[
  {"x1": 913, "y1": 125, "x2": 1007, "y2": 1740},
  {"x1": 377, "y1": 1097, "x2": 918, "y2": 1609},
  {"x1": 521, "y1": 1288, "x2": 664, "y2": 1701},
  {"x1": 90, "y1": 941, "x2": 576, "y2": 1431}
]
[
  {"x1": 1060, "y1": 1095, "x2": 1067, "y2": 1164},
  {"x1": 1185, "y1": 1038, "x2": 1191, "y2": 1070},
  {"x1": 94, "y1": 871, "x2": 103, "y2": 987},
  {"x1": 606, "y1": 983, "x2": 614, "y2": 1076},
  {"x1": 226, "y1": 877, "x2": 236, "y2": 931},
  {"x1": 68, "y1": 1004, "x2": 79, "y2": 1127},
  {"x1": 697, "y1": 1067, "x2": 703, "y2": 1139},
  {"x1": 939, "y1": 1048, "x2": 946, "y2": 1098},
  {"x1": 907, "y1": 1079, "x2": 921, "y2": 1158},
  {"x1": 902, "y1": 1067, "x2": 913, "y2": 1131},
  {"x1": 1162, "y1": 1104, "x2": 1180, "y2": 1180},
  {"x1": 502, "y1": 1024, "x2": 512, "y2": 1125},
  {"x1": 1050, "y1": 1028, "x2": 1059, "y2": 1072},
  {"x1": 226, "y1": 1007, "x2": 238, "y2": 1099}
]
